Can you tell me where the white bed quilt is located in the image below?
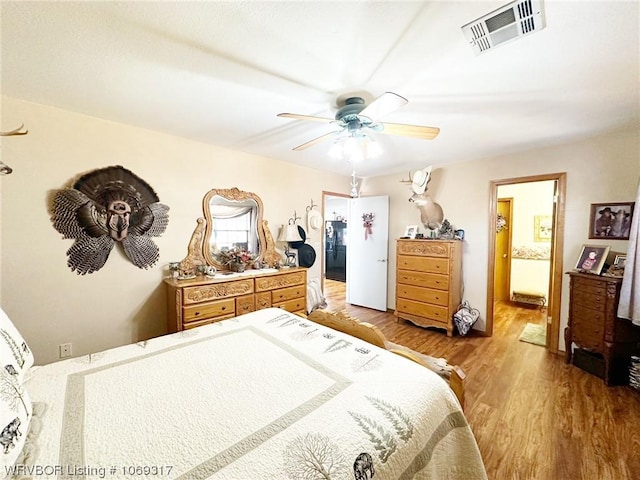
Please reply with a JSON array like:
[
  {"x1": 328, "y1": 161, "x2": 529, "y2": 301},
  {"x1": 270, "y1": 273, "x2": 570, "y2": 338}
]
[{"x1": 18, "y1": 308, "x2": 486, "y2": 480}]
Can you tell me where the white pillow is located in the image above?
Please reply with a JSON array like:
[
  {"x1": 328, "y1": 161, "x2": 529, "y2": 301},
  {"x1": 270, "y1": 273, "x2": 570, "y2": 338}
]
[
  {"x1": 306, "y1": 278, "x2": 327, "y2": 314},
  {"x1": 0, "y1": 370, "x2": 32, "y2": 479},
  {"x1": 0, "y1": 308, "x2": 34, "y2": 383}
]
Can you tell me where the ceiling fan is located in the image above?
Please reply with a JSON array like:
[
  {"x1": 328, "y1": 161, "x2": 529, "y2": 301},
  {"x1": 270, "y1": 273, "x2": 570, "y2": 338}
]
[{"x1": 277, "y1": 92, "x2": 440, "y2": 151}]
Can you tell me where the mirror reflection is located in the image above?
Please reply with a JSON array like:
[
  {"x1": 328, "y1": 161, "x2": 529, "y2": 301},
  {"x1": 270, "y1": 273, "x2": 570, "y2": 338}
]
[
  {"x1": 209, "y1": 199, "x2": 259, "y2": 253},
  {"x1": 202, "y1": 188, "x2": 266, "y2": 269}
]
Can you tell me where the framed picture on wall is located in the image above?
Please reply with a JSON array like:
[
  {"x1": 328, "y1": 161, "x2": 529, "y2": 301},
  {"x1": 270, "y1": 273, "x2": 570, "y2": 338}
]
[
  {"x1": 575, "y1": 244, "x2": 610, "y2": 275},
  {"x1": 589, "y1": 202, "x2": 634, "y2": 240},
  {"x1": 534, "y1": 215, "x2": 552, "y2": 242}
]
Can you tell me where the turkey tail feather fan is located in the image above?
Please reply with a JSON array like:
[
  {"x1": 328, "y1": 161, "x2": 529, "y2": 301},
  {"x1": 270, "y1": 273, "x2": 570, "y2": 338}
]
[
  {"x1": 121, "y1": 235, "x2": 160, "y2": 270},
  {"x1": 66, "y1": 236, "x2": 115, "y2": 275},
  {"x1": 51, "y1": 165, "x2": 169, "y2": 274}
]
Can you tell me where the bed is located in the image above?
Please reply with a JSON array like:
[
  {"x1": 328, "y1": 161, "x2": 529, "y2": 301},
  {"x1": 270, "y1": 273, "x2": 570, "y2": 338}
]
[{"x1": 3, "y1": 307, "x2": 486, "y2": 480}]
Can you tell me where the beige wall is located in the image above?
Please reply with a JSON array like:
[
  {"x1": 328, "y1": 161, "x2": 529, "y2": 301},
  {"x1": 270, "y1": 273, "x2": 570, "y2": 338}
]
[
  {"x1": 1, "y1": 96, "x2": 350, "y2": 364},
  {"x1": 362, "y1": 128, "x2": 639, "y2": 350},
  {"x1": 2, "y1": 96, "x2": 638, "y2": 364}
]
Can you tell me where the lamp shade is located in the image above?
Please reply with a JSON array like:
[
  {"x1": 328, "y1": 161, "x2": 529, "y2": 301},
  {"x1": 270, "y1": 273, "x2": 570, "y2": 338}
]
[{"x1": 278, "y1": 224, "x2": 303, "y2": 242}]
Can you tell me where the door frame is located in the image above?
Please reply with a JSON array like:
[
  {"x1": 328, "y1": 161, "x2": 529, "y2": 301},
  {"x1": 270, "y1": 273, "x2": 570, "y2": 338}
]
[
  {"x1": 321, "y1": 191, "x2": 351, "y2": 290},
  {"x1": 486, "y1": 172, "x2": 566, "y2": 353}
]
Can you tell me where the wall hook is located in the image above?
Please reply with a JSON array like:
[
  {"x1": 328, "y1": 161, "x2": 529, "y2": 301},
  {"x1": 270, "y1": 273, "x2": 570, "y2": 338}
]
[{"x1": 306, "y1": 199, "x2": 318, "y2": 212}]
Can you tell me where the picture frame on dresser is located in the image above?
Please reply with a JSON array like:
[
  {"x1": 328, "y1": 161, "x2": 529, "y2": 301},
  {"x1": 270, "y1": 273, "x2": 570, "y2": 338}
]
[
  {"x1": 403, "y1": 225, "x2": 418, "y2": 239},
  {"x1": 574, "y1": 244, "x2": 609, "y2": 275},
  {"x1": 614, "y1": 254, "x2": 626, "y2": 268}
]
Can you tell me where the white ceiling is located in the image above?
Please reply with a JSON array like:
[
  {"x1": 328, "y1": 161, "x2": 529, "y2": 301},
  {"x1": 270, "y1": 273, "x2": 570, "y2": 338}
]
[{"x1": 1, "y1": 1, "x2": 638, "y2": 178}]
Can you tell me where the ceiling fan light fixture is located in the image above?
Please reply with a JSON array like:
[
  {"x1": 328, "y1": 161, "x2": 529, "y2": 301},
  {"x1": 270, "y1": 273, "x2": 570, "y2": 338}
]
[
  {"x1": 328, "y1": 140, "x2": 344, "y2": 160},
  {"x1": 328, "y1": 131, "x2": 381, "y2": 163},
  {"x1": 279, "y1": 91, "x2": 439, "y2": 153}
]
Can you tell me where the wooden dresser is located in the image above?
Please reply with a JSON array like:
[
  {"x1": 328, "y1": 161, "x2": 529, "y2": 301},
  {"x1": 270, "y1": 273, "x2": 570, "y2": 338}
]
[
  {"x1": 565, "y1": 271, "x2": 640, "y2": 385},
  {"x1": 394, "y1": 239, "x2": 463, "y2": 337},
  {"x1": 165, "y1": 268, "x2": 307, "y2": 332}
]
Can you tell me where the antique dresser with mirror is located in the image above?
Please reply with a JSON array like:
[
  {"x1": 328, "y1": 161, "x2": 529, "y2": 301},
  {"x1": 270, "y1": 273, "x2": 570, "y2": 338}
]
[{"x1": 164, "y1": 188, "x2": 307, "y2": 332}]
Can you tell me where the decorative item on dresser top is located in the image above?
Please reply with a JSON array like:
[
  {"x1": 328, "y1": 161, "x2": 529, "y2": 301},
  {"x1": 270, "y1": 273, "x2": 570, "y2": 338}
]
[
  {"x1": 395, "y1": 239, "x2": 463, "y2": 337},
  {"x1": 565, "y1": 271, "x2": 640, "y2": 385}
]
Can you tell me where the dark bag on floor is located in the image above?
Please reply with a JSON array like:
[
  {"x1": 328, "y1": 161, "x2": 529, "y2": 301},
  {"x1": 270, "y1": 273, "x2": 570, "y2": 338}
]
[{"x1": 453, "y1": 300, "x2": 480, "y2": 336}]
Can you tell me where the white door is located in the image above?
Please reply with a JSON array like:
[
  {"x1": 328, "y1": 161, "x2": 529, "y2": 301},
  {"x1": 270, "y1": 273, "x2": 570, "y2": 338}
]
[{"x1": 346, "y1": 196, "x2": 389, "y2": 311}]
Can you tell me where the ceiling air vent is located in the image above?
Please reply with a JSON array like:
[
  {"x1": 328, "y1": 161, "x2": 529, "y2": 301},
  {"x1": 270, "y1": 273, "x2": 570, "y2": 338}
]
[{"x1": 461, "y1": 0, "x2": 545, "y2": 54}]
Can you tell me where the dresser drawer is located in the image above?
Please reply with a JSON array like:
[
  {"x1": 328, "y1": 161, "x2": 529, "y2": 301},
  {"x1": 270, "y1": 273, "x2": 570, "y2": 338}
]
[
  {"x1": 572, "y1": 276, "x2": 607, "y2": 292},
  {"x1": 183, "y1": 298, "x2": 235, "y2": 322},
  {"x1": 397, "y1": 284, "x2": 448, "y2": 307},
  {"x1": 570, "y1": 304, "x2": 605, "y2": 351},
  {"x1": 182, "y1": 279, "x2": 253, "y2": 305},
  {"x1": 397, "y1": 255, "x2": 449, "y2": 274},
  {"x1": 255, "y1": 291, "x2": 272, "y2": 310},
  {"x1": 572, "y1": 290, "x2": 606, "y2": 311},
  {"x1": 255, "y1": 271, "x2": 305, "y2": 292},
  {"x1": 271, "y1": 285, "x2": 305, "y2": 303},
  {"x1": 397, "y1": 269, "x2": 449, "y2": 290},
  {"x1": 572, "y1": 318, "x2": 604, "y2": 351},
  {"x1": 396, "y1": 298, "x2": 449, "y2": 322},
  {"x1": 571, "y1": 304, "x2": 606, "y2": 328},
  {"x1": 235, "y1": 294, "x2": 255, "y2": 315},
  {"x1": 183, "y1": 313, "x2": 235, "y2": 330},
  {"x1": 274, "y1": 297, "x2": 306, "y2": 313},
  {"x1": 397, "y1": 241, "x2": 452, "y2": 258}
]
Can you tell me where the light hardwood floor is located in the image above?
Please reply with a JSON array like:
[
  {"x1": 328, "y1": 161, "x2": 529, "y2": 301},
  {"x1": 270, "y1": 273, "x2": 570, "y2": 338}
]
[{"x1": 322, "y1": 279, "x2": 640, "y2": 480}]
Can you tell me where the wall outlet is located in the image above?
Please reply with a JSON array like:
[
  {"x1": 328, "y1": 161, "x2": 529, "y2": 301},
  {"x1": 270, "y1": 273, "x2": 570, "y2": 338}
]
[{"x1": 59, "y1": 343, "x2": 72, "y2": 358}]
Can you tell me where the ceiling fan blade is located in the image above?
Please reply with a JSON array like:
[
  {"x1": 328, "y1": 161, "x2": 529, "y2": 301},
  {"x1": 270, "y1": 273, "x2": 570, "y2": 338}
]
[
  {"x1": 277, "y1": 113, "x2": 334, "y2": 123},
  {"x1": 378, "y1": 122, "x2": 440, "y2": 140},
  {"x1": 359, "y1": 92, "x2": 408, "y2": 121},
  {"x1": 292, "y1": 131, "x2": 338, "y2": 151}
]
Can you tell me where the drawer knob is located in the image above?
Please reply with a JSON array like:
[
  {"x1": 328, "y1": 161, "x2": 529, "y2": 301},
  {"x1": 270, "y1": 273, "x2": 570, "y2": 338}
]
[
  {"x1": 222, "y1": 306, "x2": 227, "y2": 311},
  {"x1": 194, "y1": 311, "x2": 200, "y2": 317}
]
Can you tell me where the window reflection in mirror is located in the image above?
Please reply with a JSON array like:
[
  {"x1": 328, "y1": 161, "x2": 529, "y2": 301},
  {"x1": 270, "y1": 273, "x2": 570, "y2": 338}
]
[
  {"x1": 209, "y1": 200, "x2": 259, "y2": 253},
  {"x1": 202, "y1": 188, "x2": 266, "y2": 269}
]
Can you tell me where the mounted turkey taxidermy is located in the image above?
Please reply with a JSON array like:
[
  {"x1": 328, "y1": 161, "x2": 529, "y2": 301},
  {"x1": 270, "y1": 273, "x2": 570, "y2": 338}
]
[{"x1": 51, "y1": 165, "x2": 169, "y2": 274}]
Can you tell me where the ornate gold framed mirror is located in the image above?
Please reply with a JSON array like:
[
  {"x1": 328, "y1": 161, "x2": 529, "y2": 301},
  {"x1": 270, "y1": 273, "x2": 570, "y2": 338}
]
[
  {"x1": 177, "y1": 188, "x2": 281, "y2": 274},
  {"x1": 202, "y1": 188, "x2": 267, "y2": 269}
]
